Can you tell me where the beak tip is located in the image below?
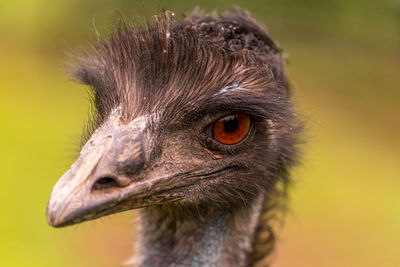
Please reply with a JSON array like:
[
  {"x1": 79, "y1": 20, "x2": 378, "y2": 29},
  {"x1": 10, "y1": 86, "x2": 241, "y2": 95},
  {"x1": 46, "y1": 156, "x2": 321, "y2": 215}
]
[
  {"x1": 46, "y1": 215, "x2": 58, "y2": 228},
  {"x1": 46, "y1": 210, "x2": 70, "y2": 228},
  {"x1": 46, "y1": 206, "x2": 61, "y2": 228},
  {"x1": 46, "y1": 197, "x2": 68, "y2": 228}
]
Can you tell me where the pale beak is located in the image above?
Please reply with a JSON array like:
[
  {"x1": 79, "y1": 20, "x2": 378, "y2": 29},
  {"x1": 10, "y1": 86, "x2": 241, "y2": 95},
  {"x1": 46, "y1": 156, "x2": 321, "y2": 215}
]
[{"x1": 46, "y1": 116, "x2": 153, "y2": 227}]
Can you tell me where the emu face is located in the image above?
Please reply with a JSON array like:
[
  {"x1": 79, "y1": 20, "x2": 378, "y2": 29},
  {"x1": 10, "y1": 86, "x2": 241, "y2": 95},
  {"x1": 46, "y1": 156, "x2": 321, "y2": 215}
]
[{"x1": 47, "y1": 9, "x2": 297, "y2": 228}]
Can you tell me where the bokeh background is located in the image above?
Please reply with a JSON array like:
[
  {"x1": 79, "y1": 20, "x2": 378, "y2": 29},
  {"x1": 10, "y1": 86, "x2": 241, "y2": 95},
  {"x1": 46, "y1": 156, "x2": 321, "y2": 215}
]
[{"x1": 1, "y1": 0, "x2": 399, "y2": 266}]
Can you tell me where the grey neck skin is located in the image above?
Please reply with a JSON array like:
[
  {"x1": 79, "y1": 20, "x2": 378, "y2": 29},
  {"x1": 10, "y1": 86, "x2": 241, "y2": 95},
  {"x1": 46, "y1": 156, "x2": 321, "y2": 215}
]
[{"x1": 129, "y1": 194, "x2": 265, "y2": 267}]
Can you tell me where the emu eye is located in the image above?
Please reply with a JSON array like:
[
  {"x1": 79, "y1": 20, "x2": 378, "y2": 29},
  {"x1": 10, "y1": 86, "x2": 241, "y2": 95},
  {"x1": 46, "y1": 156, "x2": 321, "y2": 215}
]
[{"x1": 211, "y1": 113, "x2": 251, "y2": 145}]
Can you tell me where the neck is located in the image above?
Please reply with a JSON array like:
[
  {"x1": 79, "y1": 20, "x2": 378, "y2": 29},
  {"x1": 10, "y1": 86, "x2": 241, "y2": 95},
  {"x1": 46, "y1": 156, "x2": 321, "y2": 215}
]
[{"x1": 129, "y1": 193, "x2": 267, "y2": 267}]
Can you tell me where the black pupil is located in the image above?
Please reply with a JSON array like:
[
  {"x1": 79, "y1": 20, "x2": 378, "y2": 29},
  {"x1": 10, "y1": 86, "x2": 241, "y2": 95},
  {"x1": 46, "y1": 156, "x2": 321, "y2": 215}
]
[{"x1": 224, "y1": 118, "x2": 239, "y2": 132}]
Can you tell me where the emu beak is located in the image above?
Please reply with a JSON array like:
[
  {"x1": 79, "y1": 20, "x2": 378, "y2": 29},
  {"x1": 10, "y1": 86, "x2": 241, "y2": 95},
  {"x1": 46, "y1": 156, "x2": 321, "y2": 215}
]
[{"x1": 46, "y1": 115, "x2": 159, "y2": 227}]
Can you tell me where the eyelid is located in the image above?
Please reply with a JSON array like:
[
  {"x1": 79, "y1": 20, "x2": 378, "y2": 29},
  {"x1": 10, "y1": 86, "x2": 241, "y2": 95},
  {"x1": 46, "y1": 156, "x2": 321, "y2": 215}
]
[
  {"x1": 204, "y1": 124, "x2": 213, "y2": 138},
  {"x1": 173, "y1": 100, "x2": 268, "y2": 130}
]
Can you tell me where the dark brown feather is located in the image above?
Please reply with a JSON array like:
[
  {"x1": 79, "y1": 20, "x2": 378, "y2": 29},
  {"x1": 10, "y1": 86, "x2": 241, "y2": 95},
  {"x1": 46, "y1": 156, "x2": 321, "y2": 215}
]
[{"x1": 70, "y1": 7, "x2": 300, "y2": 265}]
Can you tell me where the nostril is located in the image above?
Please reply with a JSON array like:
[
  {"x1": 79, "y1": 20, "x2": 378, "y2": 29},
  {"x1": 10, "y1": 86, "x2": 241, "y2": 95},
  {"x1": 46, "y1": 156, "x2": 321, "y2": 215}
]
[
  {"x1": 97, "y1": 177, "x2": 115, "y2": 185},
  {"x1": 91, "y1": 175, "x2": 132, "y2": 191},
  {"x1": 92, "y1": 177, "x2": 119, "y2": 191}
]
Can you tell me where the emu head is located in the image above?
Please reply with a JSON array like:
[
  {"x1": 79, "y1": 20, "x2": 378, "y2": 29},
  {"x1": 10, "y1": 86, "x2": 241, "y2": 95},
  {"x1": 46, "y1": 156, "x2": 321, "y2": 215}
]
[{"x1": 47, "y1": 9, "x2": 298, "y2": 227}]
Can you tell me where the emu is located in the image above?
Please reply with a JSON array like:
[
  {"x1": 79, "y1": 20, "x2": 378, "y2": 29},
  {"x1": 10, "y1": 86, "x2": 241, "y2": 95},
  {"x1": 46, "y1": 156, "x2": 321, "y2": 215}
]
[{"x1": 47, "y1": 8, "x2": 299, "y2": 267}]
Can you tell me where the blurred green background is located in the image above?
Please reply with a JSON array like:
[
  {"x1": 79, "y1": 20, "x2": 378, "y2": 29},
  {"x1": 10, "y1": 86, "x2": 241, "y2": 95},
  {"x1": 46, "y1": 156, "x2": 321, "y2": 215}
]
[{"x1": 1, "y1": 0, "x2": 399, "y2": 266}]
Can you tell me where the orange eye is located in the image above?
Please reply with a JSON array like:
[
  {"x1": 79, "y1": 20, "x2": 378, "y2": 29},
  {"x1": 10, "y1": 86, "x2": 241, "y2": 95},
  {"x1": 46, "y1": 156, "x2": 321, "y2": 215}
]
[{"x1": 213, "y1": 113, "x2": 251, "y2": 145}]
